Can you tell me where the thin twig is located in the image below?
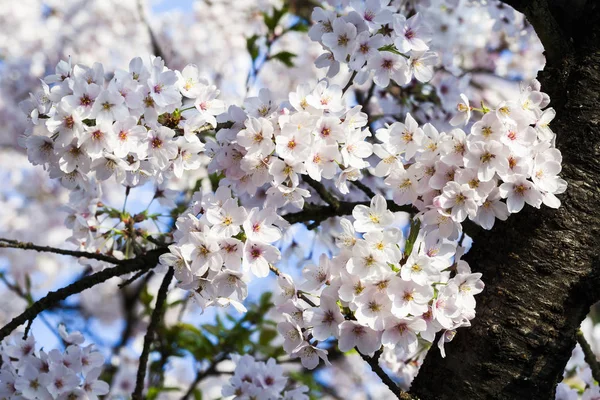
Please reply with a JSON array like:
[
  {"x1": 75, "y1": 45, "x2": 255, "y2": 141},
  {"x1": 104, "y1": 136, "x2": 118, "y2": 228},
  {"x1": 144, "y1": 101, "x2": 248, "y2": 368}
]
[
  {"x1": 577, "y1": 330, "x2": 600, "y2": 384},
  {"x1": 0, "y1": 248, "x2": 167, "y2": 341},
  {"x1": 0, "y1": 238, "x2": 124, "y2": 265},
  {"x1": 0, "y1": 272, "x2": 29, "y2": 301},
  {"x1": 119, "y1": 269, "x2": 151, "y2": 289},
  {"x1": 268, "y1": 264, "x2": 317, "y2": 307},
  {"x1": 22, "y1": 319, "x2": 33, "y2": 340},
  {"x1": 360, "y1": 82, "x2": 376, "y2": 110},
  {"x1": 132, "y1": 267, "x2": 174, "y2": 400},
  {"x1": 342, "y1": 70, "x2": 358, "y2": 94}
]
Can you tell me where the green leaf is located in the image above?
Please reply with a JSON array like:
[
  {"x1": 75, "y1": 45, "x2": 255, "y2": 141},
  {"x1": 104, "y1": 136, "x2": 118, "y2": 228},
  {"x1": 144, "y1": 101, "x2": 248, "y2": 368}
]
[
  {"x1": 208, "y1": 172, "x2": 224, "y2": 191},
  {"x1": 404, "y1": 218, "x2": 421, "y2": 258},
  {"x1": 202, "y1": 324, "x2": 221, "y2": 337},
  {"x1": 263, "y1": 6, "x2": 288, "y2": 32},
  {"x1": 140, "y1": 287, "x2": 154, "y2": 307},
  {"x1": 270, "y1": 51, "x2": 297, "y2": 67},
  {"x1": 287, "y1": 21, "x2": 309, "y2": 32},
  {"x1": 146, "y1": 387, "x2": 181, "y2": 400},
  {"x1": 105, "y1": 207, "x2": 123, "y2": 219},
  {"x1": 259, "y1": 329, "x2": 277, "y2": 346},
  {"x1": 193, "y1": 389, "x2": 203, "y2": 400},
  {"x1": 246, "y1": 35, "x2": 260, "y2": 61},
  {"x1": 378, "y1": 44, "x2": 403, "y2": 55},
  {"x1": 176, "y1": 323, "x2": 202, "y2": 336},
  {"x1": 24, "y1": 274, "x2": 32, "y2": 294},
  {"x1": 173, "y1": 323, "x2": 215, "y2": 360}
]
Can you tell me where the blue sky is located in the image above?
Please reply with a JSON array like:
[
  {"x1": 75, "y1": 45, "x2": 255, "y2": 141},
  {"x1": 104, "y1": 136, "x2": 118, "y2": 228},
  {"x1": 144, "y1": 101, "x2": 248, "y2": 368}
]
[{"x1": 152, "y1": 0, "x2": 194, "y2": 13}]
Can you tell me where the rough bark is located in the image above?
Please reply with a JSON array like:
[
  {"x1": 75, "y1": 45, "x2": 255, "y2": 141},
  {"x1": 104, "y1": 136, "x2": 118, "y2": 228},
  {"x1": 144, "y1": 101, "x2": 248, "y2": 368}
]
[{"x1": 410, "y1": 1, "x2": 600, "y2": 399}]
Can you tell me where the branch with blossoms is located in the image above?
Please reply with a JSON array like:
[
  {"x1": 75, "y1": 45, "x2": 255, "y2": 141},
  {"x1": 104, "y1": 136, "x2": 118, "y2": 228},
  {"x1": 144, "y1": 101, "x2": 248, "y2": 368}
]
[
  {"x1": 0, "y1": 247, "x2": 167, "y2": 341},
  {"x1": 2, "y1": 0, "x2": 568, "y2": 399}
]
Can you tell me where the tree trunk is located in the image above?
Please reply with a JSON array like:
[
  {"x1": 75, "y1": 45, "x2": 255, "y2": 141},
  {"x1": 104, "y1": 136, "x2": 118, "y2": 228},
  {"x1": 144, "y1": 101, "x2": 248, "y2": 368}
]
[{"x1": 410, "y1": 1, "x2": 600, "y2": 399}]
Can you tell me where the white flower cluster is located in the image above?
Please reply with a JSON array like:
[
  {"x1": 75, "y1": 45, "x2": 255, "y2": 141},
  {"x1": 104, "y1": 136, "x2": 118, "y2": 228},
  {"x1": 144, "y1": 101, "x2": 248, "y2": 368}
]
[
  {"x1": 222, "y1": 354, "x2": 308, "y2": 400},
  {"x1": 15, "y1": 0, "x2": 565, "y2": 388},
  {"x1": 274, "y1": 194, "x2": 483, "y2": 370},
  {"x1": 20, "y1": 57, "x2": 223, "y2": 189},
  {"x1": 310, "y1": 2, "x2": 438, "y2": 87},
  {"x1": 160, "y1": 187, "x2": 286, "y2": 312},
  {"x1": 0, "y1": 327, "x2": 108, "y2": 399},
  {"x1": 375, "y1": 79, "x2": 564, "y2": 232},
  {"x1": 209, "y1": 81, "x2": 374, "y2": 200}
]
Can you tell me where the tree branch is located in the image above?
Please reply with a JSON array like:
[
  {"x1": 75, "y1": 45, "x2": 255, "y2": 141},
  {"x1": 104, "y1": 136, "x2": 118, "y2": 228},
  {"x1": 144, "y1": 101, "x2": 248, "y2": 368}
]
[
  {"x1": 132, "y1": 267, "x2": 174, "y2": 400},
  {"x1": 358, "y1": 348, "x2": 416, "y2": 400},
  {"x1": 0, "y1": 238, "x2": 125, "y2": 265},
  {"x1": 283, "y1": 200, "x2": 416, "y2": 227},
  {"x1": 303, "y1": 175, "x2": 341, "y2": 209},
  {"x1": 410, "y1": 3, "x2": 600, "y2": 397},
  {"x1": 577, "y1": 330, "x2": 600, "y2": 384},
  {"x1": 501, "y1": 0, "x2": 571, "y2": 65},
  {"x1": 0, "y1": 247, "x2": 167, "y2": 342},
  {"x1": 351, "y1": 179, "x2": 376, "y2": 199},
  {"x1": 137, "y1": 0, "x2": 166, "y2": 60}
]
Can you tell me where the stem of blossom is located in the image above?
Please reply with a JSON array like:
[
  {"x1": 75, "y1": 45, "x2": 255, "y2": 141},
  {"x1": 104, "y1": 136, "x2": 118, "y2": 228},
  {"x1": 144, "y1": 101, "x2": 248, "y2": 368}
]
[
  {"x1": 268, "y1": 264, "x2": 317, "y2": 307},
  {"x1": 342, "y1": 70, "x2": 358, "y2": 94},
  {"x1": 122, "y1": 186, "x2": 131, "y2": 213},
  {"x1": 0, "y1": 238, "x2": 126, "y2": 265},
  {"x1": 132, "y1": 267, "x2": 174, "y2": 400},
  {"x1": 576, "y1": 330, "x2": 600, "y2": 384},
  {"x1": 296, "y1": 290, "x2": 318, "y2": 308},
  {"x1": 0, "y1": 247, "x2": 167, "y2": 342}
]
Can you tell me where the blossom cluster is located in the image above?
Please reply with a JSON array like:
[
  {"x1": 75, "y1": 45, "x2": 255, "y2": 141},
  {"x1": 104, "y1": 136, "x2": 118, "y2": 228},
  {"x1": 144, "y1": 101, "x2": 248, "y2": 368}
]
[
  {"x1": 373, "y1": 79, "x2": 564, "y2": 233},
  {"x1": 310, "y1": 2, "x2": 438, "y2": 87},
  {"x1": 221, "y1": 354, "x2": 308, "y2": 400},
  {"x1": 20, "y1": 56, "x2": 222, "y2": 190},
  {"x1": 274, "y1": 195, "x2": 483, "y2": 369},
  {"x1": 208, "y1": 80, "x2": 377, "y2": 201},
  {"x1": 160, "y1": 187, "x2": 286, "y2": 313},
  {"x1": 0, "y1": 328, "x2": 108, "y2": 399},
  {"x1": 13, "y1": 0, "x2": 566, "y2": 393}
]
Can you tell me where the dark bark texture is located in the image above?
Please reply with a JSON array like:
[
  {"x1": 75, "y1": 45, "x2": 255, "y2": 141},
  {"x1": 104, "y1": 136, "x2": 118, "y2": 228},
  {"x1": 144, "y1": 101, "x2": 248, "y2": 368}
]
[{"x1": 410, "y1": 1, "x2": 600, "y2": 399}]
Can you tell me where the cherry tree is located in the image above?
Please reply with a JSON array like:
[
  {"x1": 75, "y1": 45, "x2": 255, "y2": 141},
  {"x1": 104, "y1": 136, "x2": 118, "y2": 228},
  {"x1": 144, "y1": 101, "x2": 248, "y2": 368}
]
[{"x1": 0, "y1": 0, "x2": 598, "y2": 399}]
